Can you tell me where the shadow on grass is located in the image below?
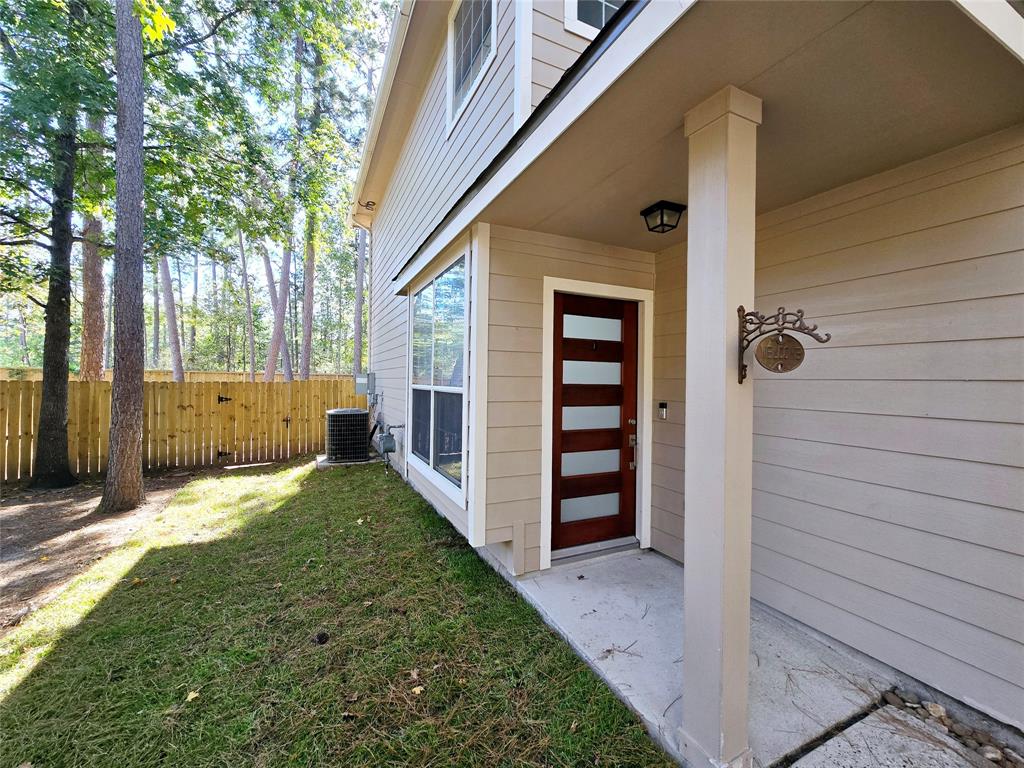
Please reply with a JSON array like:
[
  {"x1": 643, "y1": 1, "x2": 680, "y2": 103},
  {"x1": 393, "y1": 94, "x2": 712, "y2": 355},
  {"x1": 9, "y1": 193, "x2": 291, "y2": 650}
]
[{"x1": 0, "y1": 461, "x2": 671, "y2": 768}]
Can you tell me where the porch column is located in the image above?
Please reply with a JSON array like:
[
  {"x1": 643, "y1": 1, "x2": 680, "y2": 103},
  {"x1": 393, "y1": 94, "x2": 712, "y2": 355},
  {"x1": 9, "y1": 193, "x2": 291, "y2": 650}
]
[{"x1": 679, "y1": 85, "x2": 762, "y2": 768}]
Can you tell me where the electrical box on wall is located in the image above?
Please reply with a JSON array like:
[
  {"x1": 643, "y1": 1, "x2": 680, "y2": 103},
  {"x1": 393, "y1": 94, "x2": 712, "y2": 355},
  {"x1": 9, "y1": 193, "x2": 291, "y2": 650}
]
[{"x1": 355, "y1": 372, "x2": 376, "y2": 396}]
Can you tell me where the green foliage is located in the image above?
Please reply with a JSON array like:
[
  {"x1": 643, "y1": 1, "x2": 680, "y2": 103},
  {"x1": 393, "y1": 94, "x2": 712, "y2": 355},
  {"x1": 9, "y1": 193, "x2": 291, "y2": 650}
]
[{"x1": 0, "y1": 0, "x2": 395, "y2": 374}]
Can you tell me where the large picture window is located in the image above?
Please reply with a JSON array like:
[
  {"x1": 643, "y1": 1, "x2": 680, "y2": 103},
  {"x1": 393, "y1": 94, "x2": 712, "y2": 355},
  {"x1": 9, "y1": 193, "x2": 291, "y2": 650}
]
[
  {"x1": 447, "y1": 0, "x2": 495, "y2": 126},
  {"x1": 410, "y1": 257, "x2": 466, "y2": 488}
]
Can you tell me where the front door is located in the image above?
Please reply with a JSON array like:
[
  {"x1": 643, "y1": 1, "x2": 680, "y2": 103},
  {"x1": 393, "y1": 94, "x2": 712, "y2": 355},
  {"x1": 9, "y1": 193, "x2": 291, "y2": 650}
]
[{"x1": 552, "y1": 292, "x2": 638, "y2": 550}]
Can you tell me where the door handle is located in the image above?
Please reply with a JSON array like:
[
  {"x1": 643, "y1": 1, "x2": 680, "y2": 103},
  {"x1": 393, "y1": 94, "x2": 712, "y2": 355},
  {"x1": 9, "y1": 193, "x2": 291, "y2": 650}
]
[{"x1": 628, "y1": 433, "x2": 637, "y2": 471}]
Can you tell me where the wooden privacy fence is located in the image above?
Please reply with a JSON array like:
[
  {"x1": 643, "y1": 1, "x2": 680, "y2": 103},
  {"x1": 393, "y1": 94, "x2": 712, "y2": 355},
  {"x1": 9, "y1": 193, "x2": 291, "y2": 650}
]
[
  {"x1": 0, "y1": 378, "x2": 366, "y2": 484},
  {"x1": 0, "y1": 368, "x2": 345, "y2": 383}
]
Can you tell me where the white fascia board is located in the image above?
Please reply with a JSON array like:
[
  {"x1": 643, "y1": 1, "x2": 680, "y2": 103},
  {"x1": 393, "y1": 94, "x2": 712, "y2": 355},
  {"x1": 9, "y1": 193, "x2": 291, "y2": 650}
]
[
  {"x1": 953, "y1": 0, "x2": 1024, "y2": 65},
  {"x1": 348, "y1": 0, "x2": 415, "y2": 226},
  {"x1": 392, "y1": 0, "x2": 698, "y2": 295}
]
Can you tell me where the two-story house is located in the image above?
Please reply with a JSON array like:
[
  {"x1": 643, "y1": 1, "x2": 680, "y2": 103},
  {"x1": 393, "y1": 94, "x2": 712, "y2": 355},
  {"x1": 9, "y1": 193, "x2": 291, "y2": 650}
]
[{"x1": 351, "y1": 2, "x2": 1024, "y2": 766}]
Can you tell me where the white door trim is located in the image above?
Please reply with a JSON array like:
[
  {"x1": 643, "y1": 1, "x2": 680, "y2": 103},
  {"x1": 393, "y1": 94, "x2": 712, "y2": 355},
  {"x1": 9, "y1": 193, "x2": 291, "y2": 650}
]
[{"x1": 540, "y1": 276, "x2": 654, "y2": 571}]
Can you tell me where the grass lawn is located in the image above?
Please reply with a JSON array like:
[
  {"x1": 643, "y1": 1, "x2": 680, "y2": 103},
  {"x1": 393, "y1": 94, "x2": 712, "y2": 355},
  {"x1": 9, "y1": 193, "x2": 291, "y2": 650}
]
[{"x1": 0, "y1": 460, "x2": 671, "y2": 767}]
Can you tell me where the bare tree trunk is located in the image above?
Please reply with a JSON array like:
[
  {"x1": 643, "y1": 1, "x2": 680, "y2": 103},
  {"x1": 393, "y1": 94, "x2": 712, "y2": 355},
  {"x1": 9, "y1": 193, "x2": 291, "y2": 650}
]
[
  {"x1": 300, "y1": 213, "x2": 315, "y2": 378},
  {"x1": 79, "y1": 115, "x2": 105, "y2": 381},
  {"x1": 33, "y1": 54, "x2": 79, "y2": 487},
  {"x1": 99, "y1": 0, "x2": 144, "y2": 512},
  {"x1": 174, "y1": 253, "x2": 185, "y2": 351},
  {"x1": 104, "y1": 269, "x2": 113, "y2": 369},
  {"x1": 353, "y1": 227, "x2": 366, "y2": 374},
  {"x1": 189, "y1": 252, "x2": 198, "y2": 364},
  {"x1": 159, "y1": 255, "x2": 184, "y2": 382},
  {"x1": 211, "y1": 259, "x2": 218, "y2": 314},
  {"x1": 262, "y1": 247, "x2": 291, "y2": 379},
  {"x1": 266, "y1": 34, "x2": 302, "y2": 383},
  {"x1": 18, "y1": 307, "x2": 30, "y2": 365},
  {"x1": 238, "y1": 230, "x2": 256, "y2": 382},
  {"x1": 222, "y1": 261, "x2": 231, "y2": 370},
  {"x1": 151, "y1": 261, "x2": 159, "y2": 367},
  {"x1": 264, "y1": 245, "x2": 292, "y2": 381}
]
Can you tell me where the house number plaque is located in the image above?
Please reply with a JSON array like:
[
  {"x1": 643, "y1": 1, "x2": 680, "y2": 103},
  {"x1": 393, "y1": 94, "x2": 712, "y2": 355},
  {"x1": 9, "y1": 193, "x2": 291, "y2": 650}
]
[{"x1": 738, "y1": 306, "x2": 831, "y2": 384}]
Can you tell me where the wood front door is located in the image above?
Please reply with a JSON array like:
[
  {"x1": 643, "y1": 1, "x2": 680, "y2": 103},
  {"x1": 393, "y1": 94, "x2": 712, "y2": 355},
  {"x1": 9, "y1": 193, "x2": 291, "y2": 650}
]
[{"x1": 552, "y1": 292, "x2": 638, "y2": 550}]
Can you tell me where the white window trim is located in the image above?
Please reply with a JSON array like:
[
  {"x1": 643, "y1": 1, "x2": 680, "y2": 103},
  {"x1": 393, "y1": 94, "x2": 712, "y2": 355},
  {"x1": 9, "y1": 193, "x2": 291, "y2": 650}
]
[
  {"x1": 563, "y1": 0, "x2": 600, "y2": 41},
  {"x1": 446, "y1": 0, "x2": 499, "y2": 136},
  {"x1": 539, "y1": 277, "x2": 654, "y2": 571},
  {"x1": 406, "y1": 240, "x2": 471, "y2": 510}
]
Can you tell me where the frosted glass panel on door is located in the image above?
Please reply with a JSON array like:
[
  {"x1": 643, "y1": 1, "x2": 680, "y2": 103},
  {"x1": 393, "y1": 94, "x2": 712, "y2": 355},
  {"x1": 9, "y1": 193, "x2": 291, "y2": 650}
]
[
  {"x1": 563, "y1": 314, "x2": 621, "y2": 341},
  {"x1": 562, "y1": 449, "x2": 619, "y2": 476},
  {"x1": 561, "y1": 493, "x2": 620, "y2": 522},
  {"x1": 563, "y1": 360, "x2": 620, "y2": 385},
  {"x1": 562, "y1": 406, "x2": 619, "y2": 431}
]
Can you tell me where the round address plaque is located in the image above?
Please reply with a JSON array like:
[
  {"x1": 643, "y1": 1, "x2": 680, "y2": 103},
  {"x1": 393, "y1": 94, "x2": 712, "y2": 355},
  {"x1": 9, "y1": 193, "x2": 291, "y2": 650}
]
[{"x1": 755, "y1": 333, "x2": 805, "y2": 374}]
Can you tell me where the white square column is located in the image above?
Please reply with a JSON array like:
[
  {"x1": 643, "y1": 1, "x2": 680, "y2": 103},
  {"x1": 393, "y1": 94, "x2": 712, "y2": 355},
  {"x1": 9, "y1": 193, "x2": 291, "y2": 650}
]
[{"x1": 680, "y1": 85, "x2": 762, "y2": 768}]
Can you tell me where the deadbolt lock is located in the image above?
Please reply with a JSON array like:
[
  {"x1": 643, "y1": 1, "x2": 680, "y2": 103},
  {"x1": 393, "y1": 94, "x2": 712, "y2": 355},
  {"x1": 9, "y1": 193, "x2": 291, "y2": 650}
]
[{"x1": 628, "y1": 434, "x2": 637, "y2": 447}]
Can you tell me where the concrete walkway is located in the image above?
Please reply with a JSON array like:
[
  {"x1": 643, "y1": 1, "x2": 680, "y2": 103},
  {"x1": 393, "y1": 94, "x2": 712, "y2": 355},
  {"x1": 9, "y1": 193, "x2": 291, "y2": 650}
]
[{"x1": 514, "y1": 549, "x2": 897, "y2": 767}]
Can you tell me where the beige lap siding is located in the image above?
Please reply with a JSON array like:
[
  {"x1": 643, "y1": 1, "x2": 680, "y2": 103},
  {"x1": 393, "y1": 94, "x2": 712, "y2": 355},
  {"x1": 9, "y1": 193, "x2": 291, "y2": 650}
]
[
  {"x1": 485, "y1": 225, "x2": 655, "y2": 574},
  {"x1": 530, "y1": 1, "x2": 588, "y2": 109},
  {"x1": 652, "y1": 125, "x2": 1024, "y2": 727},
  {"x1": 748, "y1": 125, "x2": 1024, "y2": 728},
  {"x1": 651, "y1": 243, "x2": 687, "y2": 561},
  {"x1": 367, "y1": 2, "x2": 516, "y2": 476}
]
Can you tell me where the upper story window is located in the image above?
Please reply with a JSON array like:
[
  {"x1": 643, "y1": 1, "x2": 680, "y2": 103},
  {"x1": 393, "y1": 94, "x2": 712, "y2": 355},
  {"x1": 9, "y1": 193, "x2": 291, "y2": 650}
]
[
  {"x1": 564, "y1": 0, "x2": 624, "y2": 40},
  {"x1": 447, "y1": 0, "x2": 497, "y2": 129}
]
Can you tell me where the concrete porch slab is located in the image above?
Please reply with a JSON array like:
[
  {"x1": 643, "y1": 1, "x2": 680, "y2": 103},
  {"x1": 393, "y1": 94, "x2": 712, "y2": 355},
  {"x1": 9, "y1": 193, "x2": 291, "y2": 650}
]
[
  {"x1": 792, "y1": 706, "x2": 991, "y2": 768},
  {"x1": 515, "y1": 549, "x2": 896, "y2": 767}
]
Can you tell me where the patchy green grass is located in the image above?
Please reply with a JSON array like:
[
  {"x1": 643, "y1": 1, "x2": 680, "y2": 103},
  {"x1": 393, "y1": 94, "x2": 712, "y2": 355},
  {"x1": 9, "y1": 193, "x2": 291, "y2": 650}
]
[{"x1": 1, "y1": 460, "x2": 671, "y2": 767}]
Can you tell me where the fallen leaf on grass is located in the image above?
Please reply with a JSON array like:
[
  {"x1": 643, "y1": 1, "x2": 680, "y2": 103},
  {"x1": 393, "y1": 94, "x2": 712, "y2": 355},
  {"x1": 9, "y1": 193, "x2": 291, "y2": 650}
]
[
  {"x1": 409, "y1": 668, "x2": 420, "y2": 681},
  {"x1": 131, "y1": 577, "x2": 146, "y2": 587},
  {"x1": 346, "y1": 692, "x2": 359, "y2": 703},
  {"x1": 411, "y1": 686, "x2": 424, "y2": 695},
  {"x1": 38, "y1": 556, "x2": 49, "y2": 562},
  {"x1": 186, "y1": 691, "x2": 199, "y2": 702},
  {"x1": 169, "y1": 577, "x2": 179, "y2": 584},
  {"x1": 356, "y1": 518, "x2": 364, "y2": 525},
  {"x1": 570, "y1": 720, "x2": 578, "y2": 733},
  {"x1": 362, "y1": 600, "x2": 373, "y2": 607},
  {"x1": 273, "y1": 582, "x2": 283, "y2": 589}
]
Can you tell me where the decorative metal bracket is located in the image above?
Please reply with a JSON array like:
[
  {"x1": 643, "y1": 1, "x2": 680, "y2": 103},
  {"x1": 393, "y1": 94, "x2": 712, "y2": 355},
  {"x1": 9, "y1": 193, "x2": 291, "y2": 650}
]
[{"x1": 738, "y1": 306, "x2": 831, "y2": 384}]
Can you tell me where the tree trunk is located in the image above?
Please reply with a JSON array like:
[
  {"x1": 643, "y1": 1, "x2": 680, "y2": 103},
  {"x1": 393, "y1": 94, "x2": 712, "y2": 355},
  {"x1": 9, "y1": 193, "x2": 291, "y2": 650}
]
[
  {"x1": 265, "y1": 34, "x2": 303, "y2": 383},
  {"x1": 211, "y1": 259, "x2": 218, "y2": 314},
  {"x1": 151, "y1": 261, "x2": 159, "y2": 367},
  {"x1": 32, "y1": 73, "x2": 78, "y2": 487},
  {"x1": 238, "y1": 230, "x2": 256, "y2": 382},
  {"x1": 174, "y1": 253, "x2": 186, "y2": 349},
  {"x1": 353, "y1": 227, "x2": 367, "y2": 374},
  {"x1": 189, "y1": 252, "x2": 197, "y2": 363},
  {"x1": 262, "y1": 246, "x2": 292, "y2": 379},
  {"x1": 300, "y1": 212, "x2": 315, "y2": 378},
  {"x1": 264, "y1": 245, "x2": 292, "y2": 381},
  {"x1": 79, "y1": 114, "x2": 106, "y2": 381},
  {"x1": 159, "y1": 255, "x2": 184, "y2": 382},
  {"x1": 104, "y1": 269, "x2": 113, "y2": 369},
  {"x1": 18, "y1": 307, "x2": 30, "y2": 365},
  {"x1": 99, "y1": 0, "x2": 145, "y2": 512},
  {"x1": 222, "y1": 261, "x2": 231, "y2": 370}
]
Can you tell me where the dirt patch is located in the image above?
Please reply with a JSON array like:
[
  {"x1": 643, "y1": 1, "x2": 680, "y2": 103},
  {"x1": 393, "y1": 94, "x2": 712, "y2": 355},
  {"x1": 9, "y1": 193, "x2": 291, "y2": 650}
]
[{"x1": 0, "y1": 473, "x2": 196, "y2": 634}]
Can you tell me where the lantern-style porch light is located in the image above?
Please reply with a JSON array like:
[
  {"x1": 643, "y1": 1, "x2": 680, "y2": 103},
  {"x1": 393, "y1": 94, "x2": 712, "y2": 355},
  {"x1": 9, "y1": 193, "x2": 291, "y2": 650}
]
[{"x1": 641, "y1": 200, "x2": 686, "y2": 233}]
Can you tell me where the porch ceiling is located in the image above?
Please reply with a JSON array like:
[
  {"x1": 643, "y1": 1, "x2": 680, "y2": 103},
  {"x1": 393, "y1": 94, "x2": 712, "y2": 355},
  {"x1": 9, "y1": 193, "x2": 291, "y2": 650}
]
[{"x1": 480, "y1": 0, "x2": 1024, "y2": 252}]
